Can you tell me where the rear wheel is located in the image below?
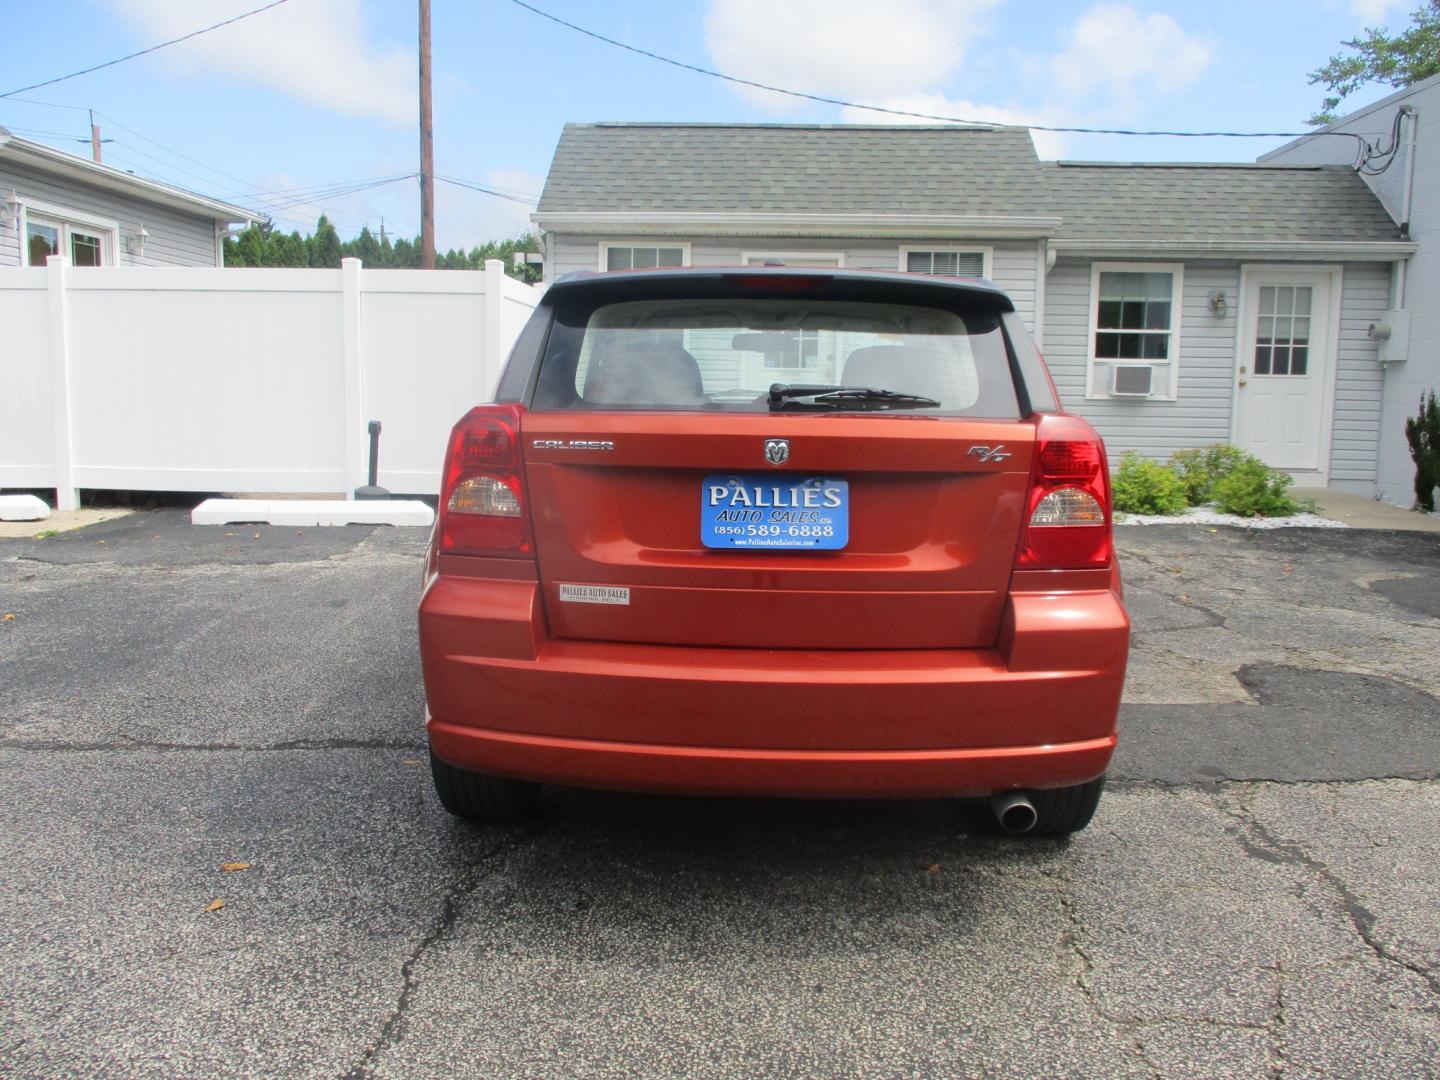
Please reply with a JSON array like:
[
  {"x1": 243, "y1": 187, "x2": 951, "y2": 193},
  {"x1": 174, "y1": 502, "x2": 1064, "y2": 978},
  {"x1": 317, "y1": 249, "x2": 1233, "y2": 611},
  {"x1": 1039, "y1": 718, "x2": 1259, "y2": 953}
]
[
  {"x1": 1029, "y1": 775, "x2": 1106, "y2": 836},
  {"x1": 430, "y1": 752, "x2": 541, "y2": 823}
]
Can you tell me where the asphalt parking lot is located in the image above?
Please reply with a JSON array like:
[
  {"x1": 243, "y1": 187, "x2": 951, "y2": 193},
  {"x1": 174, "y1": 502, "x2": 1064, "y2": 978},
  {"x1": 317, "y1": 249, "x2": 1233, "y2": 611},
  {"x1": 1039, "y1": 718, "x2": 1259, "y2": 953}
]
[{"x1": 2, "y1": 511, "x2": 1438, "y2": 1078}]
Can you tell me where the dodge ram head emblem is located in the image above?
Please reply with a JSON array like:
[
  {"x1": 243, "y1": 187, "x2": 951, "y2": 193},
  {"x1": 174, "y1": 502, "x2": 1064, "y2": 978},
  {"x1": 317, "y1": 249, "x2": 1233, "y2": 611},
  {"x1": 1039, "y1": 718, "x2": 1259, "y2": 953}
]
[
  {"x1": 967, "y1": 444, "x2": 1012, "y2": 463},
  {"x1": 763, "y1": 438, "x2": 790, "y2": 466}
]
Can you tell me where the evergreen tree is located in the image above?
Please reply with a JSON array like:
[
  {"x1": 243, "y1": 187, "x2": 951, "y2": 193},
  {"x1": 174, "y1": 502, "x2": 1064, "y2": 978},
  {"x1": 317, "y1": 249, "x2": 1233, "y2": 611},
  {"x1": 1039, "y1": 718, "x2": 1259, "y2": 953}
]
[
  {"x1": 307, "y1": 215, "x2": 342, "y2": 268},
  {"x1": 351, "y1": 226, "x2": 381, "y2": 267},
  {"x1": 221, "y1": 217, "x2": 540, "y2": 279}
]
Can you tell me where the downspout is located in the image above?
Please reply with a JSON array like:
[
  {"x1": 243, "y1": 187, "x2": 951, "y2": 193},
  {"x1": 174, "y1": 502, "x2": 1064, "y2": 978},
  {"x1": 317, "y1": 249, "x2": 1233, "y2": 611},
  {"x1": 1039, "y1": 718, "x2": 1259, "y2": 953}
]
[
  {"x1": 1033, "y1": 238, "x2": 1047, "y2": 343},
  {"x1": 1399, "y1": 105, "x2": 1418, "y2": 242},
  {"x1": 1395, "y1": 105, "x2": 1418, "y2": 310}
]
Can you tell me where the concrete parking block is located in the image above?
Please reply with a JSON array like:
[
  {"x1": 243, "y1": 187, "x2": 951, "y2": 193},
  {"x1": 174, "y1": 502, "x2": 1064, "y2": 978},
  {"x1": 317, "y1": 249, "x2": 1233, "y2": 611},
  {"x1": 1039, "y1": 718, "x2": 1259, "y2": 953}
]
[
  {"x1": 191, "y1": 498, "x2": 434, "y2": 527},
  {"x1": 0, "y1": 494, "x2": 50, "y2": 521}
]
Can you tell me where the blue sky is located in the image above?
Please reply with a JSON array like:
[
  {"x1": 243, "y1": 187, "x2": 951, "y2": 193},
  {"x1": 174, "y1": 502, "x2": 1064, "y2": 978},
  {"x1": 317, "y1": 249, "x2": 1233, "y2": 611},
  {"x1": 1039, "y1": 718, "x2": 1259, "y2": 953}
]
[{"x1": 0, "y1": 0, "x2": 1419, "y2": 248}]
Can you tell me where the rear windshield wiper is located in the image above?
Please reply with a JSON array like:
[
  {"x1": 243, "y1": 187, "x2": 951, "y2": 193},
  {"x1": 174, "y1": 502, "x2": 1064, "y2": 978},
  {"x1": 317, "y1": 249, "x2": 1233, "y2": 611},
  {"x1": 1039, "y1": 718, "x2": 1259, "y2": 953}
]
[{"x1": 768, "y1": 383, "x2": 941, "y2": 411}]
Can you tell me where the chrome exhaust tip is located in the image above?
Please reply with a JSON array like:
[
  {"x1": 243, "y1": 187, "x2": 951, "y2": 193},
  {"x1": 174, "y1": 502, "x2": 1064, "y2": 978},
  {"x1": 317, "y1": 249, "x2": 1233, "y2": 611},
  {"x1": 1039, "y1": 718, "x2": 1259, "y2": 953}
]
[{"x1": 991, "y1": 790, "x2": 1038, "y2": 834}]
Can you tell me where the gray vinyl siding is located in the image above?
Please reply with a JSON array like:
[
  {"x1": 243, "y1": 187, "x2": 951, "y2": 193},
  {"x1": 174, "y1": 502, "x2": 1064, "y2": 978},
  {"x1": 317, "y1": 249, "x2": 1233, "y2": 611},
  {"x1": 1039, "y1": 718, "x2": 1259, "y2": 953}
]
[
  {"x1": 0, "y1": 160, "x2": 223, "y2": 268},
  {"x1": 1262, "y1": 74, "x2": 1438, "y2": 502},
  {"x1": 1044, "y1": 257, "x2": 1388, "y2": 486},
  {"x1": 1331, "y1": 261, "x2": 1387, "y2": 485},
  {"x1": 1042, "y1": 260, "x2": 1238, "y2": 457},
  {"x1": 546, "y1": 234, "x2": 1041, "y2": 329}
]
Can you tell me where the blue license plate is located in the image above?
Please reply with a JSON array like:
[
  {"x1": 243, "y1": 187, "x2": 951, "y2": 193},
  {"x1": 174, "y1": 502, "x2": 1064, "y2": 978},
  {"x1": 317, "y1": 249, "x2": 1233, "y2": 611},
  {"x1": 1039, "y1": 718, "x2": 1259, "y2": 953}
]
[{"x1": 701, "y1": 475, "x2": 849, "y2": 550}]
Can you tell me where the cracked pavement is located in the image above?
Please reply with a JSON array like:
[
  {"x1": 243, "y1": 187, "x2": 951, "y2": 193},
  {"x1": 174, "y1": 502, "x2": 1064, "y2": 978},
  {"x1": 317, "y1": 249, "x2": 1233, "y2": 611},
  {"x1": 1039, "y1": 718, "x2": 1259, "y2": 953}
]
[{"x1": 2, "y1": 511, "x2": 1438, "y2": 1078}]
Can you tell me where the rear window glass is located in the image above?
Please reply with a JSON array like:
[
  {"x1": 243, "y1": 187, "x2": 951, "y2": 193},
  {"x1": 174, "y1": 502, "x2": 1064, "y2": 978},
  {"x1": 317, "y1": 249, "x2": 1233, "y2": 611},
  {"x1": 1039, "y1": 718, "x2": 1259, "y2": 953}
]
[{"x1": 532, "y1": 298, "x2": 1018, "y2": 416}]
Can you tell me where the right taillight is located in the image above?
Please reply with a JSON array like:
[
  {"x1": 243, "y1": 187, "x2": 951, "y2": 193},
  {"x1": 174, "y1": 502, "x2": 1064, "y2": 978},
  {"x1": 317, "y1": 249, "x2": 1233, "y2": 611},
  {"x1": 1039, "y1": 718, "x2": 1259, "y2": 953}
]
[
  {"x1": 437, "y1": 404, "x2": 532, "y2": 558},
  {"x1": 1016, "y1": 413, "x2": 1113, "y2": 570}
]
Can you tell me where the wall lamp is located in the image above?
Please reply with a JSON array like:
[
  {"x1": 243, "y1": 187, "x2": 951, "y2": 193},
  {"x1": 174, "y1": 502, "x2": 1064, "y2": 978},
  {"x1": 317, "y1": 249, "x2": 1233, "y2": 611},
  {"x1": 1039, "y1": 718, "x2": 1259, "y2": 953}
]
[
  {"x1": 1208, "y1": 290, "x2": 1230, "y2": 318},
  {"x1": 128, "y1": 225, "x2": 149, "y2": 260}
]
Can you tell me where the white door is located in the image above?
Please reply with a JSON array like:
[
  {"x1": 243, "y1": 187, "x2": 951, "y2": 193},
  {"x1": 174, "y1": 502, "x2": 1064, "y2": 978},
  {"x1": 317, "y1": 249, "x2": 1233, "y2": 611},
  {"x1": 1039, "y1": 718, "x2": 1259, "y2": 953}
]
[{"x1": 1235, "y1": 270, "x2": 1334, "y2": 472}]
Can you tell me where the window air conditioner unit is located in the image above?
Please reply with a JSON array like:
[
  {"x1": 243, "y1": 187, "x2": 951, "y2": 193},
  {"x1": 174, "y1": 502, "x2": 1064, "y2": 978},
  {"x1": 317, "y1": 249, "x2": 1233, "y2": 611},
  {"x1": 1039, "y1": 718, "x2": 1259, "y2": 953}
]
[{"x1": 1111, "y1": 365, "x2": 1154, "y2": 397}]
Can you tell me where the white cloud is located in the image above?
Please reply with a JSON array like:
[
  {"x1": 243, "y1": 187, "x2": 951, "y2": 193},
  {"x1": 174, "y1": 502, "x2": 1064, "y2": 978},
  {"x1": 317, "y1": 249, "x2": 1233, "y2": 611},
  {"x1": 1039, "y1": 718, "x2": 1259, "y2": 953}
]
[
  {"x1": 704, "y1": 0, "x2": 1002, "y2": 110},
  {"x1": 102, "y1": 0, "x2": 414, "y2": 125},
  {"x1": 1051, "y1": 5, "x2": 1210, "y2": 104},
  {"x1": 1350, "y1": 0, "x2": 1406, "y2": 21},
  {"x1": 839, "y1": 95, "x2": 1070, "y2": 159}
]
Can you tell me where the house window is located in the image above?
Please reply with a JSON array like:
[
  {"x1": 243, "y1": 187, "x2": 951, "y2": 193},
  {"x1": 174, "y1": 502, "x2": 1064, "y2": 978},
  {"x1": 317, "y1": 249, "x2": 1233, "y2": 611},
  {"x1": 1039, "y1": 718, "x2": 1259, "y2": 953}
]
[
  {"x1": 23, "y1": 208, "x2": 115, "y2": 267},
  {"x1": 1255, "y1": 285, "x2": 1311, "y2": 376},
  {"x1": 1087, "y1": 263, "x2": 1184, "y2": 400},
  {"x1": 902, "y1": 248, "x2": 989, "y2": 279},
  {"x1": 601, "y1": 243, "x2": 687, "y2": 271}
]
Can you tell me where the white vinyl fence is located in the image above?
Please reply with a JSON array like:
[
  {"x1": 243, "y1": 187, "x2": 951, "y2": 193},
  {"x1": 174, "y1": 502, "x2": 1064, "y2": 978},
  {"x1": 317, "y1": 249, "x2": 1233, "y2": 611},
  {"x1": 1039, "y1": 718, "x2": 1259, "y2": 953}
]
[{"x1": 0, "y1": 256, "x2": 542, "y2": 509}]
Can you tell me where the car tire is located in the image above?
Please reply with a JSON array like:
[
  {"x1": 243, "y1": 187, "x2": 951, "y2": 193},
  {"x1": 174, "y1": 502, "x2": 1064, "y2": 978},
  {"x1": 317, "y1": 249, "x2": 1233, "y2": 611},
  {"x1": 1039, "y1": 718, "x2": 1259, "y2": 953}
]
[
  {"x1": 429, "y1": 752, "x2": 541, "y2": 823},
  {"x1": 1029, "y1": 775, "x2": 1106, "y2": 836}
]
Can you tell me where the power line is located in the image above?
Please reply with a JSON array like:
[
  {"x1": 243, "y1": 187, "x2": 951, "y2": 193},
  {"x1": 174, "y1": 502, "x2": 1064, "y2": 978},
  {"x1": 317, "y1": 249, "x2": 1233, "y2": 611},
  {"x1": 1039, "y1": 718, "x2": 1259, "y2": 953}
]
[
  {"x1": 436, "y1": 174, "x2": 539, "y2": 205},
  {"x1": 3, "y1": 98, "x2": 397, "y2": 226},
  {"x1": 100, "y1": 148, "x2": 313, "y2": 231},
  {"x1": 90, "y1": 111, "x2": 421, "y2": 221},
  {"x1": 262, "y1": 174, "x2": 417, "y2": 213},
  {"x1": 1, "y1": 96, "x2": 91, "y2": 112},
  {"x1": 5, "y1": 125, "x2": 88, "y2": 140},
  {"x1": 506, "y1": 0, "x2": 1361, "y2": 143},
  {"x1": 1, "y1": 1, "x2": 291, "y2": 99},
  {"x1": 107, "y1": 139, "x2": 400, "y2": 221}
]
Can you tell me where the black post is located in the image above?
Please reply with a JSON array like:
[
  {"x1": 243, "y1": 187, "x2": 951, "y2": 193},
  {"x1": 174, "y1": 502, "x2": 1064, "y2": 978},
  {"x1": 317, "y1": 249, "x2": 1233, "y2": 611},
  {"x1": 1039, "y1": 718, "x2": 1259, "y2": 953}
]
[{"x1": 354, "y1": 420, "x2": 391, "y2": 500}]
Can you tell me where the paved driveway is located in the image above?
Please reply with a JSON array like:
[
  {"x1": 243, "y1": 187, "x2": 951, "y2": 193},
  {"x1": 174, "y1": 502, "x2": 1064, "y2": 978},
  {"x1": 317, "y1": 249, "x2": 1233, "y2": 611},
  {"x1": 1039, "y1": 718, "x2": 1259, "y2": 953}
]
[{"x1": 2, "y1": 513, "x2": 1438, "y2": 1078}]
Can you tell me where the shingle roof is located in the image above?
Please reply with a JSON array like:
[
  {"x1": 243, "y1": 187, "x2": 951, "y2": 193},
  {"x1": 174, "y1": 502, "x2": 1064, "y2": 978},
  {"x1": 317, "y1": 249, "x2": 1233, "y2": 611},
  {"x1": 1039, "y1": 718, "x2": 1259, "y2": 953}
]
[
  {"x1": 536, "y1": 123, "x2": 1051, "y2": 217},
  {"x1": 1045, "y1": 161, "x2": 1402, "y2": 243},
  {"x1": 536, "y1": 122, "x2": 1404, "y2": 246}
]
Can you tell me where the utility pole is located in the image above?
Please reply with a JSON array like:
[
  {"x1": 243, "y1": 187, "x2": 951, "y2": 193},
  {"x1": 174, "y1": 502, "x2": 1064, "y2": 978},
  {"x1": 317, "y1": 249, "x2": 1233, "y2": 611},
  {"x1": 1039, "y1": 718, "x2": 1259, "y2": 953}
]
[
  {"x1": 89, "y1": 109, "x2": 102, "y2": 164},
  {"x1": 418, "y1": 0, "x2": 435, "y2": 270}
]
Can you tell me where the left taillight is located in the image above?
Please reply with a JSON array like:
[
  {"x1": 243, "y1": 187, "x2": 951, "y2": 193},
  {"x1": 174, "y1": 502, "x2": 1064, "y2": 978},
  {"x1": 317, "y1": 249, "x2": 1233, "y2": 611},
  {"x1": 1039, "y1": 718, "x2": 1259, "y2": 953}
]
[
  {"x1": 437, "y1": 404, "x2": 532, "y2": 558},
  {"x1": 1015, "y1": 412, "x2": 1113, "y2": 570}
]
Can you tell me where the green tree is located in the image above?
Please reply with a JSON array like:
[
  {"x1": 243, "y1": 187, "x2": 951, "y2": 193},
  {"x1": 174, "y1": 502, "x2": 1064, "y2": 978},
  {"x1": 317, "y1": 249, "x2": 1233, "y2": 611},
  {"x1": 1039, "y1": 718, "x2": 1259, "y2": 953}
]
[
  {"x1": 270, "y1": 230, "x2": 308, "y2": 267},
  {"x1": 307, "y1": 215, "x2": 342, "y2": 268},
  {"x1": 1405, "y1": 390, "x2": 1440, "y2": 512},
  {"x1": 350, "y1": 225, "x2": 381, "y2": 267},
  {"x1": 223, "y1": 218, "x2": 541, "y2": 279},
  {"x1": 1309, "y1": 1, "x2": 1440, "y2": 124}
]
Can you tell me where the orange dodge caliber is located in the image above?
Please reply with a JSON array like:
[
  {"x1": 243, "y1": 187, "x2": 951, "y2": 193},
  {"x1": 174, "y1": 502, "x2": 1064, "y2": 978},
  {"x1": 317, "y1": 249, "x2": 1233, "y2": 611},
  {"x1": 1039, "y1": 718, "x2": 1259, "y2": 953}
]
[{"x1": 419, "y1": 267, "x2": 1129, "y2": 836}]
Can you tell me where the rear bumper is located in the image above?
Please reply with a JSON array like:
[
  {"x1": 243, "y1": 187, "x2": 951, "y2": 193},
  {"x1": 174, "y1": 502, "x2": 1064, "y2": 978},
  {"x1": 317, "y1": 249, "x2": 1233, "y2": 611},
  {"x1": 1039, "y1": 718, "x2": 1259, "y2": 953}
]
[
  {"x1": 420, "y1": 569, "x2": 1128, "y2": 798},
  {"x1": 429, "y1": 720, "x2": 1116, "y2": 799}
]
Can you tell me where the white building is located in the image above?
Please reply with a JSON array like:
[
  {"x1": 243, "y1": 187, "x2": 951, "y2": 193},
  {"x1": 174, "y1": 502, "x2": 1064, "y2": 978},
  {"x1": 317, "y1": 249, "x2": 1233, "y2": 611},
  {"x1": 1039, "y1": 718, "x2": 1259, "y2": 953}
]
[
  {"x1": 1262, "y1": 72, "x2": 1438, "y2": 506},
  {"x1": 1, "y1": 126, "x2": 258, "y2": 269}
]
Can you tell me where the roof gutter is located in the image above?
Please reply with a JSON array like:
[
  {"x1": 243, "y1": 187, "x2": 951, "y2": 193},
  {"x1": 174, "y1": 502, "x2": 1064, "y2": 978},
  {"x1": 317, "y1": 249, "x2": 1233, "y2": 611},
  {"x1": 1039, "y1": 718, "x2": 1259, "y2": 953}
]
[
  {"x1": 1047, "y1": 238, "x2": 1417, "y2": 262},
  {"x1": 531, "y1": 211, "x2": 1062, "y2": 240}
]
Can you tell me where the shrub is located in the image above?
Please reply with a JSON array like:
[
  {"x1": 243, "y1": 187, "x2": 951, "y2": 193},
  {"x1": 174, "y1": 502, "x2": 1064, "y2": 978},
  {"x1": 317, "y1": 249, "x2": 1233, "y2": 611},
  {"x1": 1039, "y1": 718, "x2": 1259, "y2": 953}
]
[
  {"x1": 1168, "y1": 444, "x2": 1253, "y2": 506},
  {"x1": 1403, "y1": 390, "x2": 1439, "y2": 513},
  {"x1": 1112, "y1": 452, "x2": 1189, "y2": 515},
  {"x1": 1212, "y1": 458, "x2": 1298, "y2": 517}
]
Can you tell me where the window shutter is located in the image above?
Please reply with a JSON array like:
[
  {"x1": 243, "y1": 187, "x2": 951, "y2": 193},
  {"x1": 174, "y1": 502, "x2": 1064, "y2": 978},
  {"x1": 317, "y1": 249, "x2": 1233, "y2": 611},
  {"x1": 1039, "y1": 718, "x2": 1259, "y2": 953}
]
[
  {"x1": 905, "y1": 251, "x2": 985, "y2": 278},
  {"x1": 953, "y1": 252, "x2": 985, "y2": 278},
  {"x1": 608, "y1": 246, "x2": 684, "y2": 270}
]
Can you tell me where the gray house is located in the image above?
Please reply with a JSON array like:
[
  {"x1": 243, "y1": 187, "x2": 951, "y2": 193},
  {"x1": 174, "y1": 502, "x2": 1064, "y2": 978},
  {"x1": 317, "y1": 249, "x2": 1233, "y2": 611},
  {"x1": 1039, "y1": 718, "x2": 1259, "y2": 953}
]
[
  {"x1": 1, "y1": 127, "x2": 258, "y2": 268},
  {"x1": 533, "y1": 122, "x2": 1415, "y2": 495},
  {"x1": 1262, "y1": 72, "x2": 1438, "y2": 506}
]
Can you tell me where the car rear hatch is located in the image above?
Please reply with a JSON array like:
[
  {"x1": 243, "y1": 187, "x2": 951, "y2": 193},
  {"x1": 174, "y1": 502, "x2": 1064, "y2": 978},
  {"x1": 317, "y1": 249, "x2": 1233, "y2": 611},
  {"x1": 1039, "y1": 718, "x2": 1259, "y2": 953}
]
[{"x1": 520, "y1": 270, "x2": 1037, "y2": 650}]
